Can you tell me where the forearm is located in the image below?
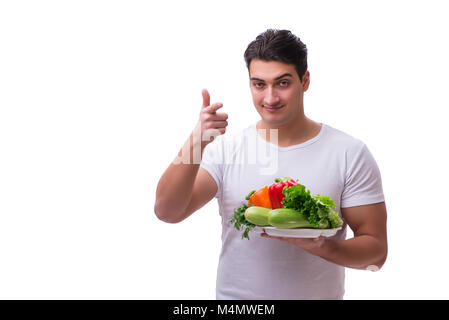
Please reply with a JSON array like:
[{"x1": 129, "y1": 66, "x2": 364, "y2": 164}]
[
  {"x1": 155, "y1": 126, "x2": 205, "y2": 222},
  {"x1": 314, "y1": 235, "x2": 388, "y2": 270}
]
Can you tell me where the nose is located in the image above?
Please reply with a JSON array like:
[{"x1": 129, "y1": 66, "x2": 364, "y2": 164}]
[{"x1": 263, "y1": 87, "x2": 280, "y2": 107}]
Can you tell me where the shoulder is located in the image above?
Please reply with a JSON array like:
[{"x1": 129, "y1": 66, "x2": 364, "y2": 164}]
[
  {"x1": 323, "y1": 124, "x2": 381, "y2": 177},
  {"x1": 322, "y1": 123, "x2": 366, "y2": 153}
]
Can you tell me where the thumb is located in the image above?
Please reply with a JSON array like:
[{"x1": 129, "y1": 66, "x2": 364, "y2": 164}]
[{"x1": 201, "y1": 88, "x2": 210, "y2": 108}]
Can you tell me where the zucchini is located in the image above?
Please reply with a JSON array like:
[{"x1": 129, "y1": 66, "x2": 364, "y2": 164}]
[
  {"x1": 268, "y1": 208, "x2": 314, "y2": 229},
  {"x1": 244, "y1": 206, "x2": 271, "y2": 226}
]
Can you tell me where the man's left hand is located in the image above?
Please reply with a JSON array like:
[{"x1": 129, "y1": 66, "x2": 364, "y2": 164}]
[{"x1": 261, "y1": 232, "x2": 327, "y2": 255}]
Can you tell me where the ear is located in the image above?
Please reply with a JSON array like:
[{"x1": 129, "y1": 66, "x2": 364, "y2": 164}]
[{"x1": 301, "y1": 71, "x2": 310, "y2": 92}]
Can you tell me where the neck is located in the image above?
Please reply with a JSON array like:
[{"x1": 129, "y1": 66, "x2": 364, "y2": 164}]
[{"x1": 256, "y1": 115, "x2": 321, "y2": 147}]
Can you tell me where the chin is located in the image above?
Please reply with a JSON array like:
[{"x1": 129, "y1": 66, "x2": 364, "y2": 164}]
[
  {"x1": 260, "y1": 116, "x2": 289, "y2": 127},
  {"x1": 256, "y1": 107, "x2": 290, "y2": 124}
]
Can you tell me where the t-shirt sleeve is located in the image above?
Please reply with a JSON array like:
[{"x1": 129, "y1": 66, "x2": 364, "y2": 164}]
[
  {"x1": 199, "y1": 137, "x2": 224, "y2": 199},
  {"x1": 341, "y1": 142, "x2": 385, "y2": 208}
]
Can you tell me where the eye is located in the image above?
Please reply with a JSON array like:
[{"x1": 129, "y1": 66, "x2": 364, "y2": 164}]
[
  {"x1": 254, "y1": 82, "x2": 265, "y2": 88},
  {"x1": 279, "y1": 80, "x2": 289, "y2": 87}
]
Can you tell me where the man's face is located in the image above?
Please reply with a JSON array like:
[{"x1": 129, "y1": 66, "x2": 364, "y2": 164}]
[{"x1": 249, "y1": 59, "x2": 309, "y2": 127}]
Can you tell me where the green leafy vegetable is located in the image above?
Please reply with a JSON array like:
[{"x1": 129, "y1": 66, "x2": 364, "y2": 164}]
[
  {"x1": 230, "y1": 179, "x2": 344, "y2": 240},
  {"x1": 229, "y1": 203, "x2": 255, "y2": 240},
  {"x1": 281, "y1": 184, "x2": 343, "y2": 229}
]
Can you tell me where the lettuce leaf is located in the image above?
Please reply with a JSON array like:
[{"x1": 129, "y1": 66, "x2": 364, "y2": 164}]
[
  {"x1": 281, "y1": 184, "x2": 343, "y2": 229},
  {"x1": 230, "y1": 182, "x2": 343, "y2": 240}
]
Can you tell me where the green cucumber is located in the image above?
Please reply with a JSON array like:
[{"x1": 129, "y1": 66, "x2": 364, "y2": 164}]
[
  {"x1": 244, "y1": 206, "x2": 271, "y2": 226},
  {"x1": 268, "y1": 208, "x2": 314, "y2": 229}
]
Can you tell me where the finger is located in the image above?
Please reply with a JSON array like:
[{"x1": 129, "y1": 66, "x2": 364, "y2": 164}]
[
  {"x1": 204, "y1": 102, "x2": 223, "y2": 114},
  {"x1": 265, "y1": 234, "x2": 293, "y2": 242},
  {"x1": 201, "y1": 89, "x2": 210, "y2": 108},
  {"x1": 211, "y1": 120, "x2": 228, "y2": 128},
  {"x1": 203, "y1": 120, "x2": 227, "y2": 129},
  {"x1": 208, "y1": 112, "x2": 228, "y2": 121},
  {"x1": 261, "y1": 233, "x2": 280, "y2": 240}
]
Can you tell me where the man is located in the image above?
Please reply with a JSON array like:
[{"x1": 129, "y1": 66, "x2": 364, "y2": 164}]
[{"x1": 154, "y1": 29, "x2": 387, "y2": 299}]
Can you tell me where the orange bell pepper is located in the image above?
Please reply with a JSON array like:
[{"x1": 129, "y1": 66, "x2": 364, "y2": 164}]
[{"x1": 247, "y1": 185, "x2": 272, "y2": 208}]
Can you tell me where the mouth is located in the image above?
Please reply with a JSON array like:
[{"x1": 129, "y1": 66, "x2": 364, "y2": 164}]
[{"x1": 263, "y1": 105, "x2": 285, "y2": 113}]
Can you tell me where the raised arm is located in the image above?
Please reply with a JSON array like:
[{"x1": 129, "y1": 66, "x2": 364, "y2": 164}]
[{"x1": 154, "y1": 89, "x2": 228, "y2": 223}]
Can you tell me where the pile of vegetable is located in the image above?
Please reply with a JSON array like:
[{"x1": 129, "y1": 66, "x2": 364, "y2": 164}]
[{"x1": 230, "y1": 177, "x2": 343, "y2": 239}]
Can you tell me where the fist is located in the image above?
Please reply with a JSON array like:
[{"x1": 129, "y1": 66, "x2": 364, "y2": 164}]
[{"x1": 198, "y1": 89, "x2": 228, "y2": 146}]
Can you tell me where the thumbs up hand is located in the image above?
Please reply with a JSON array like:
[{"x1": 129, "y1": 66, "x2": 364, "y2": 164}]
[{"x1": 197, "y1": 89, "x2": 228, "y2": 147}]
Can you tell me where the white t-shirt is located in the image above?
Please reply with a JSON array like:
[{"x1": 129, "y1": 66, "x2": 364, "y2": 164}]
[{"x1": 200, "y1": 122, "x2": 385, "y2": 300}]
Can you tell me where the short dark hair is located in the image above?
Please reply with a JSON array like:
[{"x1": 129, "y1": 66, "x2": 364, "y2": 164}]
[{"x1": 244, "y1": 29, "x2": 308, "y2": 82}]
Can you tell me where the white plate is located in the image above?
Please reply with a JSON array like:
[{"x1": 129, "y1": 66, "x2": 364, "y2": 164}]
[{"x1": 253, "y1": 226, "x2": 342, "y2": 238}]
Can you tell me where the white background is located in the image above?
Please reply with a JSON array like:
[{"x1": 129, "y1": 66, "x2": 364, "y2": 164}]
[{"x1": 1, "y1": 0, "x2": 448, "y2": 299}]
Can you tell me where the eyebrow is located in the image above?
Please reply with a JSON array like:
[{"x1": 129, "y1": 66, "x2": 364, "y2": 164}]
[{"x1": 250, "y1": 73, "x2": 293, "y2": 82}]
